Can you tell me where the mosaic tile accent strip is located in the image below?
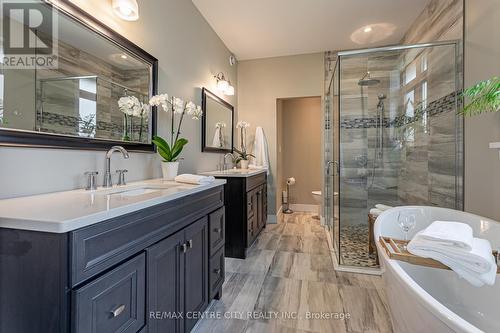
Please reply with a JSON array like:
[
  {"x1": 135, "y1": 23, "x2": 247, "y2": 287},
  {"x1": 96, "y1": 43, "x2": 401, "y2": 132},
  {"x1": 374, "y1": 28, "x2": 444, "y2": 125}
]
[{"x1": 340, "y1": 92, "x2": 459, "y2": 129}]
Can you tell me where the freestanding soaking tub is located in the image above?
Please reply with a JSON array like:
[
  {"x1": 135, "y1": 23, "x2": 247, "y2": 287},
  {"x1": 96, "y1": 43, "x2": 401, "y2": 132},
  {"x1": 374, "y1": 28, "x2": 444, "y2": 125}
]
[{"x1": 375, "y1": 206, "x2": 500, "y2": 333}]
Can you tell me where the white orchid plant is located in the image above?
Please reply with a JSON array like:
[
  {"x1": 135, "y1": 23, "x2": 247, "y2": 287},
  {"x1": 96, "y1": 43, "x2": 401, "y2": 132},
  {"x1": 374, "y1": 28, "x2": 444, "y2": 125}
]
[
  {"x1": 118, "y1": 95, "x2": 150, "y2": 141},
  {"x1": 149, "y1": 93, "x2": 202, "y2": 162}
]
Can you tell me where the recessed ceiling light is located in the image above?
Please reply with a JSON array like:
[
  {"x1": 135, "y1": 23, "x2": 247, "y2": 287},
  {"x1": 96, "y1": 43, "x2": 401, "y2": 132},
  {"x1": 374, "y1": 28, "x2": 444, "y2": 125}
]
[
  {"x1": 351, "y1": 23, "x2": 397, "y2": 45},
  {"x1": 120, "y1": 54, "x2": 128, "y2": 59},
  {"x1": 112, "y1": 0, "x2": 139, "y2": 21}
]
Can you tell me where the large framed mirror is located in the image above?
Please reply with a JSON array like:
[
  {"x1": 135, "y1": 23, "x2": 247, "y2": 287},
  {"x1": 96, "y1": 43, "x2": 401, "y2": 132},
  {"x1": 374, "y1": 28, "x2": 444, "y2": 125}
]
[
  {"x1": 201, "y1": 88, "x2": 233, "y2": 153},
  {"x1": 0, "y1": 0, "x2": 158, "y2": 151}
]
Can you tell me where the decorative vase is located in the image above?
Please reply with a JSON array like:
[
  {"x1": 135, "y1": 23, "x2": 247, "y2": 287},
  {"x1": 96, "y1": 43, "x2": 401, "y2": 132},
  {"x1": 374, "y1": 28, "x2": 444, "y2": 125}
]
[
  {"x1": 161, "y1": 161, "x2": 179, "y2": 180},
  {"x1": 122, "y1": 114, "x2": 130, "y2": 141},
  {"x1": 240, "y1": 160, "x2": 249, "y2": 169}
]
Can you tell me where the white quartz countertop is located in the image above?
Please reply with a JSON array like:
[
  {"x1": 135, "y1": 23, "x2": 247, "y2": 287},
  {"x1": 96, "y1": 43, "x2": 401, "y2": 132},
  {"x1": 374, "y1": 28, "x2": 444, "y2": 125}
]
[
  {"x1": 201, "y1": 168, "x2": 267, "y2": 178},
  {"x1": 0, "y1": 178, "x2": 226, "y2": 233}
]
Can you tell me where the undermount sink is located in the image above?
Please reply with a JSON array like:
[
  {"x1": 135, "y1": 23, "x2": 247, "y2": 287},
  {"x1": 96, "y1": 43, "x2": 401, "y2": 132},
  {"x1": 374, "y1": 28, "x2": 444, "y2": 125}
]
[
  {"x1": 92, "y1": 183, "x2": 191, "y2": 197},
  {"x1": 109, "y1": 187, "x2": 163, "y2": 197}
]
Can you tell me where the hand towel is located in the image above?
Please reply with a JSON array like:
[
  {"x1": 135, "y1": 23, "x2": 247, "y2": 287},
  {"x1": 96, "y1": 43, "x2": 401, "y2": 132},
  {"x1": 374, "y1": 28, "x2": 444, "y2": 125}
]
[
  {"x1": 250, "y1": 126, "x2": 270, "y2": 175},
  {"x1": 174, "y1": 174, "x2": 215, "y2": 185},
  {"x1": 375, "y1": 204, "x2": 393, "y2": 211},
  {"x1": 408, "y1": 233, "x2": 496, "y2": 287},
  {"x1": 212, "y1": 127, "x2": 224, "y2": 148},
  {"x1": 419, "y1": 221, "x2": 474, "y2": 251},
  {"x1": 369, "y1": 208, "x2": 383, "y2": 217}
]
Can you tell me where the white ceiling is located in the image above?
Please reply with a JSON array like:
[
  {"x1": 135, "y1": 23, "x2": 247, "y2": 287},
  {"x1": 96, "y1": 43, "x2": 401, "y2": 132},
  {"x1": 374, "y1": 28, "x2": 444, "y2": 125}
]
[{"x1": 192, "y1": 0, "x2": 429, "y2": 60}]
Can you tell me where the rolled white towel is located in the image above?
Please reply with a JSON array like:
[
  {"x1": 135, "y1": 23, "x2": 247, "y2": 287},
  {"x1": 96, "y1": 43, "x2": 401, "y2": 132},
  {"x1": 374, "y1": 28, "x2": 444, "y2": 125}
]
[
  {"x1": 419, "y1": 221, "x2": 474, "y2": 251},
  {"x1": 369, "y1": 208, "x2": 383, "y2": 217},
  {"x1": 408, "y1": 234, "x2": 496, "y2": 287},
  {"x1": 375, "y1": 204, "x2": 393, "y2": 211},
  {"x1": 174, "y1": 174, "x2": 215, "y2": 185},
  {"x1": 248, "y1": 164, "x2": 267, "y2": 170}
]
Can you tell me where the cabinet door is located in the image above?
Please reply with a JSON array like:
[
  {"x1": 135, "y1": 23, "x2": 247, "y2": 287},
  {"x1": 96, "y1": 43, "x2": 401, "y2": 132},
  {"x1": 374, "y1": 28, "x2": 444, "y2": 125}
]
[
  {"x1": 184, "y1": 218, "x2": 209, "y2": 332},
  {"x1": 208, "y1": 207, "x2": 225, "y2": 255},
  {"x1": 147, "y1": 231, "x2": 185, "y2": 333},
  {"x1": 257, "y1": 186, "x2": 264, "y2": 230}
]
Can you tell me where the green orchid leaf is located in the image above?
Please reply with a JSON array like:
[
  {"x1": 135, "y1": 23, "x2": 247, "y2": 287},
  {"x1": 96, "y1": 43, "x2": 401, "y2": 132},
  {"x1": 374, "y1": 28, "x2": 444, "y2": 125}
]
[
  {"x1": 171, "y1": 138, "x2": 189, "y2": 160},
  {"x1": 152, "y1": 135, "x2": 173, "y2": 161}
]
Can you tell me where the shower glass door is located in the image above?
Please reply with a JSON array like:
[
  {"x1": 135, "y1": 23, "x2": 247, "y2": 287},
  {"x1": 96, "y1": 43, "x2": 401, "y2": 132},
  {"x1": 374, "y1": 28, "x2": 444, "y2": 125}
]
[{"x1": 334, "y1": 41, "x2": 463, "y2": 270}]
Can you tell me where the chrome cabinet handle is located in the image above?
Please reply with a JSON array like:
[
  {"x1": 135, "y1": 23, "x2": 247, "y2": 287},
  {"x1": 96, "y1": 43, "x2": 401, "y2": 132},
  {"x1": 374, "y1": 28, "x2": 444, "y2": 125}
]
[
  {"x1": 214, "y1": 228, "x2": 222, "y2": 233},
  {"x1": 181, "y1": 243, "x2": 188, "y2": 253},
  {"x1": 111, "y1": 304, "x2": 126, "y2": 318},
  {"x1": 214, "y1": 268, "x2": 221, "y2": 275},
  {"x1": 187, "y1": 239, "x2": 193, "y2": 249}
]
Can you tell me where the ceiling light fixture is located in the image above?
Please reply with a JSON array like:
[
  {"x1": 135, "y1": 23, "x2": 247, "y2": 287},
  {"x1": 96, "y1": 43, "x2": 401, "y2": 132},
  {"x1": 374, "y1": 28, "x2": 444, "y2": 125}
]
[
  {"x1": 112, "y1": 0, "x2": 139, "y2": 21},
  {"x1": 214, "y1": 72, "x2": 234, "y2": 96},
  {"x1": 120, "y1": 54, "x2": 128, "y2": 59},
  {"x1": 364, "y1": 26, "x2": 372, "y2": 33}
]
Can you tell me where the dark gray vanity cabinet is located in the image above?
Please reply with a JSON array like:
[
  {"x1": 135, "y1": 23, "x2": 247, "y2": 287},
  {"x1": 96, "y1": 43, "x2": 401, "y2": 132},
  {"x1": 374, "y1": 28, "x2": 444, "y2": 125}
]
[
  {"x1": 0, "y1": 186, "x2": 225, "y2": 333},
  {"x1": 213, "y1": 172, "x2": 267, "y2": 259}
]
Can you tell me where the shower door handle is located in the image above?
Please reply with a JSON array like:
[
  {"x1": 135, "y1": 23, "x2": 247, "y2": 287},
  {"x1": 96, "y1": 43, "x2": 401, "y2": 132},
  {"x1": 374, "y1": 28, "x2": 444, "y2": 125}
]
[{"x1": 327, "y1": 160, "x2": 339, "y2": 175}]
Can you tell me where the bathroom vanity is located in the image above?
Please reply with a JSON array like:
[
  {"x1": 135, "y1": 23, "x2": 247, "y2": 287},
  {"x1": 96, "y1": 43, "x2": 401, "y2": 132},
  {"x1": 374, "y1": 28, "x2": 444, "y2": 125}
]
[
  {"x1": 0, "y1": 179, "x2": 226, "y2": 333},
  {"x1": 202, "y1": 169, "x2": 267, "y2": 258}
]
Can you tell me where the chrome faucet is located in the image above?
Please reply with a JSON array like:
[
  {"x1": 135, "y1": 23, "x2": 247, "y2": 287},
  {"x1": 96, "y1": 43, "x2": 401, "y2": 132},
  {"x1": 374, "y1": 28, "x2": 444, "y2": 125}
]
[
  {"x1": 103, "y1": 146, "x2": 129, "y2": 187},
  {"x1": 223, "y1": 153, "x2": 234, "y2": 171}
]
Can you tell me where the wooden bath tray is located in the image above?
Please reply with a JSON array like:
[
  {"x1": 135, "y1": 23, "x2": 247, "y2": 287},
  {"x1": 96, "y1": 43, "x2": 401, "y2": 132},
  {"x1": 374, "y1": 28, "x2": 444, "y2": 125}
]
[{"x1": 378, "y1": 236, "x2": 500, "y2": 273}]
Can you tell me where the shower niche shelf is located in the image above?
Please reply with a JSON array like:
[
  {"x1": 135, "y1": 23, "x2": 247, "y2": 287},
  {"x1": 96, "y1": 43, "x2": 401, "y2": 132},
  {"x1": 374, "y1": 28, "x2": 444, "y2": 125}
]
[{"x1": 378, "y1": 236, "x2": 500, "y2": 273}]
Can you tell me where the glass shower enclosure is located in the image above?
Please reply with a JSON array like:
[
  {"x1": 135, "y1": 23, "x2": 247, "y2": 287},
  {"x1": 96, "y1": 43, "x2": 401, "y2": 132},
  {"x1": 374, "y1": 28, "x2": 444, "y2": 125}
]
[{"x1": 324, "y1": 41, "x2": 463, "y2": 271}]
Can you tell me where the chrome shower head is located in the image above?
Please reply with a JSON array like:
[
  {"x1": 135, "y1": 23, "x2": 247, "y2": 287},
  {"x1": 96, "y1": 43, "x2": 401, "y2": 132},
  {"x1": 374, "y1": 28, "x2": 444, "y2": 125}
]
[
  {"x1": 358, "y1": 71, "x2": 380, "y2": 86},
  {"x1": 377, "y1": 93, "x2": 386, "y2": 100}
]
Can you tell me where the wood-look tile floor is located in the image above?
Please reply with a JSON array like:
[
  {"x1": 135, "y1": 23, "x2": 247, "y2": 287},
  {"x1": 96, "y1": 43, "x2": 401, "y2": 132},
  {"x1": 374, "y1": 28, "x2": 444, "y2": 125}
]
[{"x1": 194, "y1": 212, "x2": 393, "y2": 333}]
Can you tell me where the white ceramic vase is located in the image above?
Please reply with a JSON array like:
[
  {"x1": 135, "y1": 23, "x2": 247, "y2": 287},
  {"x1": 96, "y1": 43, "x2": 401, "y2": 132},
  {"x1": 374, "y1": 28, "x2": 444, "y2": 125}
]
[
  {"x1": 161, "y1": 161, "x2": 179, "y2": 180},
  {"x1": 240, "y1": 160, "x2": 249, "y2": 169}
]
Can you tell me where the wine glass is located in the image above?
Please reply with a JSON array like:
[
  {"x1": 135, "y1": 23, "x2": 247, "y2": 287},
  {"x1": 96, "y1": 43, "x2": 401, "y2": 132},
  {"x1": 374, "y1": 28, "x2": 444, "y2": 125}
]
[{"x1": 398, "y1": 212, "x2": 416, "y2": 250}]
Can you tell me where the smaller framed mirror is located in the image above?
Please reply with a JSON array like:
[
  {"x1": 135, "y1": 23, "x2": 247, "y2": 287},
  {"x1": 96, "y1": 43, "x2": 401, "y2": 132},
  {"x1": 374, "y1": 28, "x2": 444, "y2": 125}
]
[{"x1": 201, "y1": 88, "x2": 233, "y2": 153}]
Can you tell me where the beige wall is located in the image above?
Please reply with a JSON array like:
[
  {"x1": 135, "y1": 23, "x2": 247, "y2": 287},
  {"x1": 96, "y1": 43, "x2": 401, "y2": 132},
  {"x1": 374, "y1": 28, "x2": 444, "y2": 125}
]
[
  {"x1": 279, "y1": 97, "x2": 322, "y2": 205},
  {"x1": 237, "y1": 53, "x2": 324, "y2": 216},
  {"x1": 0, "y1": 0, "x2": 236, "y2": 198},
  {"x1": 464, "y1": 0, "x2": 500, "y2": 220}
]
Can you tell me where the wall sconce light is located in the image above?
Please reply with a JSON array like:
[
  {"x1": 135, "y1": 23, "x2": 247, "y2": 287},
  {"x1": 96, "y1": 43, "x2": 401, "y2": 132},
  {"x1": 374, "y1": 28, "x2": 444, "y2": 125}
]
[
  {"x1": 112, "y1": 0, "x2": 139, "y2": 21},
  {"x1": 214, "y1": 72, "x2": 235, "y2": 96}
]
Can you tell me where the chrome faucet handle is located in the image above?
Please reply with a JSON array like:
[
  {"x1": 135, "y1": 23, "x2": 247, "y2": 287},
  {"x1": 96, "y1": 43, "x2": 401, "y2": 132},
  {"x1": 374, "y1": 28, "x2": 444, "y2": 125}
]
[
  {"x1": 116, "y1": 169, "x2": 128, "y2": 186},
  {"x1": 84, "y1": 171, "x2": 99, "y2": 191}
]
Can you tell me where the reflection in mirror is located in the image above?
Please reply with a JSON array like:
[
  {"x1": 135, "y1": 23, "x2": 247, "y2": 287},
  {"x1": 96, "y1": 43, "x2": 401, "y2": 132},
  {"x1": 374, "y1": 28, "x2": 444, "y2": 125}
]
[
  {"x1": 0, "y1": 0, "x2": 157, "y2": 149},
  {"x1": 202, "y1": 88, "x2": 233, "y2": 153}
]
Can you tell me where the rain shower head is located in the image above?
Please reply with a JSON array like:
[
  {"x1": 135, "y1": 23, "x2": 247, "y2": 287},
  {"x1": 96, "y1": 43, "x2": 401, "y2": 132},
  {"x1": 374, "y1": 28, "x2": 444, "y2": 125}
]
[{"x1": 358, "y1": 71, "x2": 380, "y2": 86}]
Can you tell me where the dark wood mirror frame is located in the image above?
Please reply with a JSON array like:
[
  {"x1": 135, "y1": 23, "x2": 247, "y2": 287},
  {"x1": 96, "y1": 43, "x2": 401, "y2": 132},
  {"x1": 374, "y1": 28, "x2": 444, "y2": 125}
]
[
  {"x1": 201, "y1": 88, "x2": 234, "y2": 154},
  {"x1": 0, "y1": 0, "x2": 158, "y2": 152}
]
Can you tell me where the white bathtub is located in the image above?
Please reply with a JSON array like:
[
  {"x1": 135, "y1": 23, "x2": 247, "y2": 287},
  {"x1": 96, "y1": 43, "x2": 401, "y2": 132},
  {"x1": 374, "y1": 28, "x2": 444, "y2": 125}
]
[{"x1": 374, "y1": 206, "x2": 500, "y2": 333}]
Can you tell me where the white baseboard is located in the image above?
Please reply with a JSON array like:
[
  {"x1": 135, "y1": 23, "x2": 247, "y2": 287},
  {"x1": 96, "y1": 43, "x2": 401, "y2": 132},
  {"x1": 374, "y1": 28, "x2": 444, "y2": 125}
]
[
  {"x1": 289, "y1": 203, "x2": 319, "y2": 213},
  {"x1": 267, "y1": 214, "x2": 277, "y2": 224}
]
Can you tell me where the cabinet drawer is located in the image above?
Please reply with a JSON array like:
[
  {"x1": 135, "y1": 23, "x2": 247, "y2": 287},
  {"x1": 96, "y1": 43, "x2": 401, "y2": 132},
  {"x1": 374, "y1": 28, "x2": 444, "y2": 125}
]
[
  {"x1": 73, "y1": 253, "x2": 146, "y2": 333},
  {"x1": 209, "y1": 207, "x2": 225, "y2": 255},
  {"x1": 246, "y1": 173, "x2": 266, "y2": 191},
  {"x1": 209, "y1": 247, "x2": 225, "y2": 298}
]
